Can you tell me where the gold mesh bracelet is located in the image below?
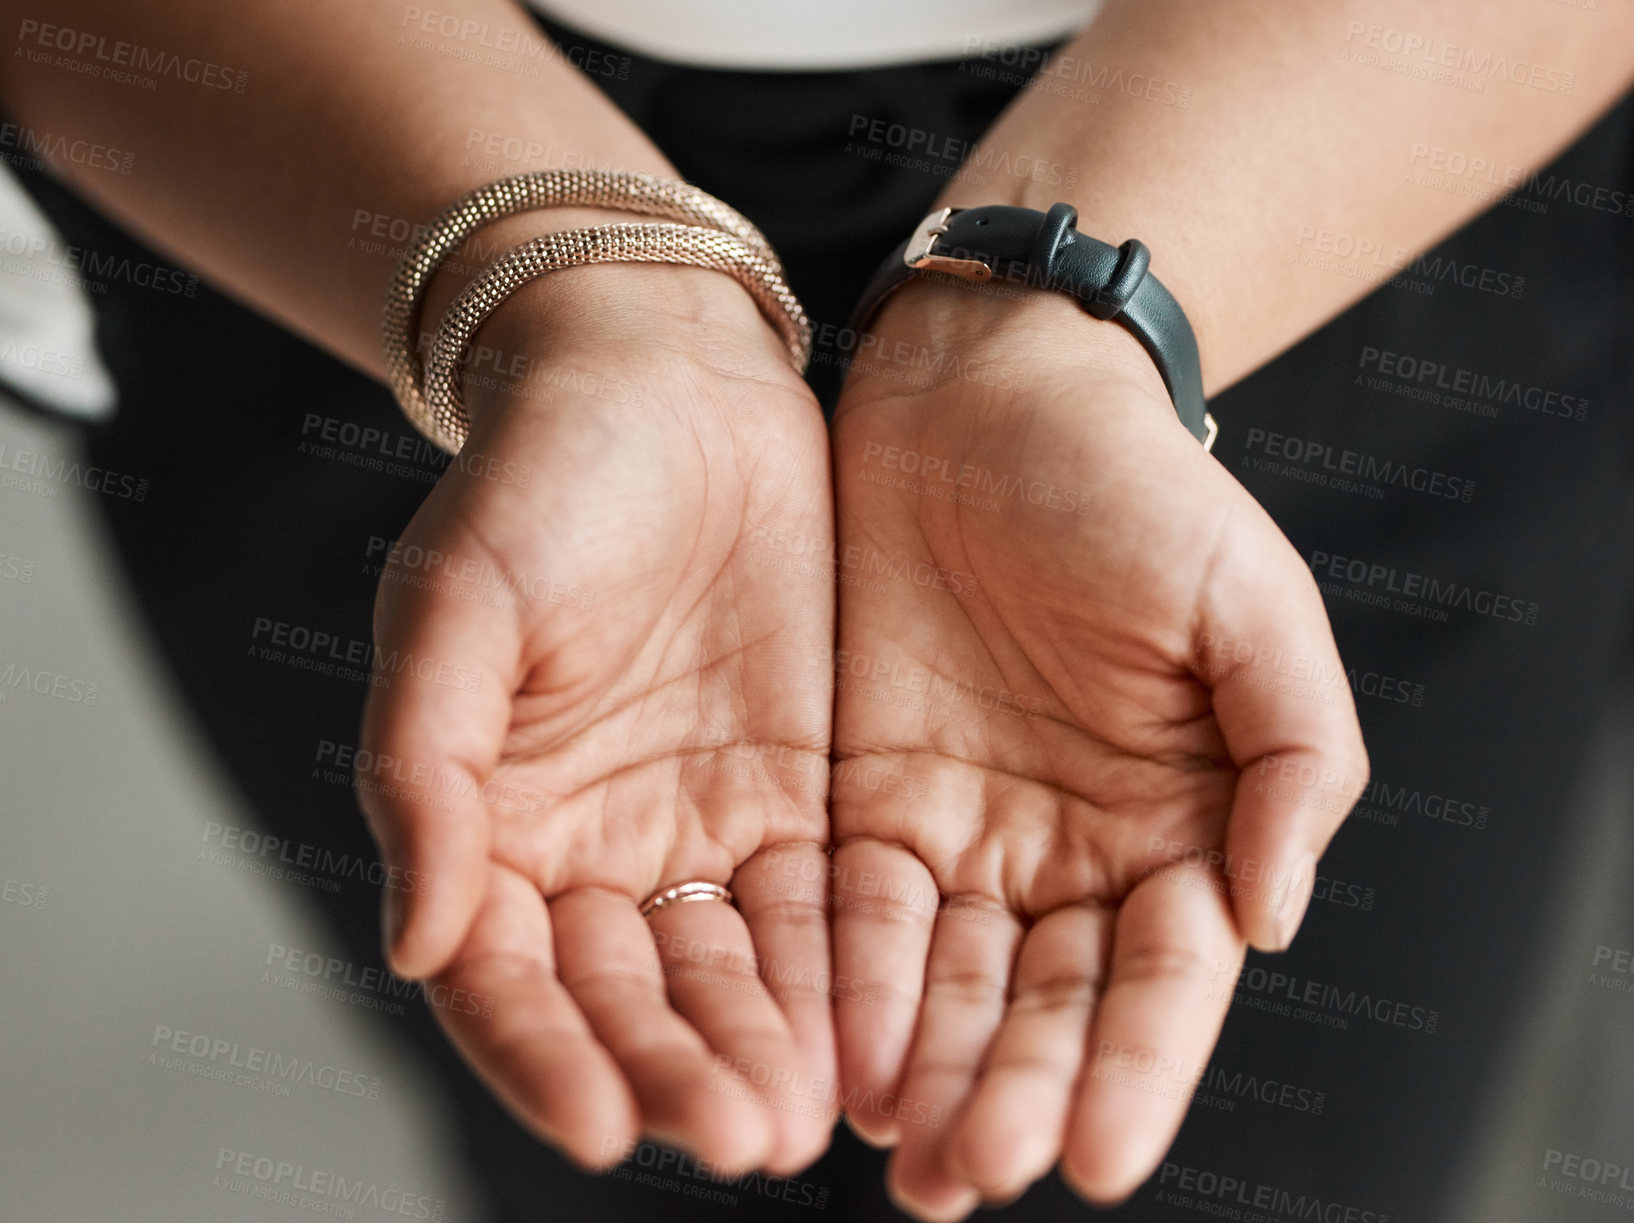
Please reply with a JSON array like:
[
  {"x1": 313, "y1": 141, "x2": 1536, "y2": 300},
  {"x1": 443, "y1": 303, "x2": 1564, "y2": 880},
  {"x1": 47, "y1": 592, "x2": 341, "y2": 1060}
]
[
  {"x1": 422, "y1": 223, "x2": 810, "y2": 452},
  {"x1": 381, "y1": 169, "x2": 800, "y2": 451}
]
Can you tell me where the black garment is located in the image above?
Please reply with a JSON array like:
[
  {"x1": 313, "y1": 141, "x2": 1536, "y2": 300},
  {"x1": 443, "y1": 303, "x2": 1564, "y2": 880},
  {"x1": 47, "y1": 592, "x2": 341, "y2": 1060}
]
[{"x1": 10, "y1": 15, "x2": 1634, "y2": 1221}]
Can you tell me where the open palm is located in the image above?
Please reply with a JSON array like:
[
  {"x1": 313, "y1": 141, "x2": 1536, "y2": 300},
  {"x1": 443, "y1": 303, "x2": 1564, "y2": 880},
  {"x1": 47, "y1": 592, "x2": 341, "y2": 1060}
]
[
  {"x1": 359, "y1": 325, "x2": 838, "y2": 1176},
  {"x1": 829, "y1": 337, "x2": 1368, "y2": 1218}
]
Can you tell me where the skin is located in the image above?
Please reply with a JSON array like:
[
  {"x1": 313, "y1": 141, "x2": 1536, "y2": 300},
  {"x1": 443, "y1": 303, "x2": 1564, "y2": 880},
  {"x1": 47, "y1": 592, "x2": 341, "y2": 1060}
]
[
  {"x1": 4, "y1": 0, "x2": 1634, "y2": 1210},
  {"x1": 822, "y1": 6, "x2": 1634, "y2": 1213},
  {"x1": 828, "y1": 289, "x2": 1363, "y2": 1216},
  {"x1": 360, "y1": 265, "x2": 841, "y2": 1173}
]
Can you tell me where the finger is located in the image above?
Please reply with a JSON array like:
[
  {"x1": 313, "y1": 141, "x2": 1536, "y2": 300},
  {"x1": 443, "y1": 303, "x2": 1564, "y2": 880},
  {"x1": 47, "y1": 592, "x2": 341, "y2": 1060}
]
[
  {"x1": 734, "y1": 843, "x2": 841, "y2": 1164},
  {"x1": 1060, "y1": 862, "x2": 1244, "y2": 1205},
  {"x1": 830, "y1": 836, "x2": 940, "y2": 1147},
  {"x1": 432, "y1": 864, "x2": 637, "y2": 1170},
  {"x1": 944, "y1": 900, "x2": 1113, "y2": 1201},
  {"x1": 359, "y1": 561, "x2": 518, "y2": 978},
  {"x1": 885, "y1": 895, "x2": 1021, "y2": 1223},
  {"x1": 651, "y1": 886, "x2": 829, "y2": 1174},
  {"x1": 1196, "y1": 534, "x2": 1371, "y2": 951},
  {"x1": 552, "y1": 887, "x2": 775, "y2": 1174}
]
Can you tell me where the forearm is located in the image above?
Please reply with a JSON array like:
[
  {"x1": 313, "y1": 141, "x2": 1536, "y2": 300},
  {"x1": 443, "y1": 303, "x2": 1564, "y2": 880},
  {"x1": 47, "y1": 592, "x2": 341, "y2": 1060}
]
[
  {"x1": 950, "y1": 0, "x2": 1634, "y2": 392},
  {"x1": 0, "y1": 0, "x2": 674, "y2": 377}
]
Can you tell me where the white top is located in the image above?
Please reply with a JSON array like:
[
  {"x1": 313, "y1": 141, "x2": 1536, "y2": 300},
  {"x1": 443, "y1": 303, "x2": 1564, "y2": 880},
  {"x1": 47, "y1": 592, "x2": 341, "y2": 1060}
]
[
  {"x1": 0, "y1": 168, "x2": 115, "y2": 420},
  {"x1": 527, "y1": 0, "x2": 1104, "y2": 69}
]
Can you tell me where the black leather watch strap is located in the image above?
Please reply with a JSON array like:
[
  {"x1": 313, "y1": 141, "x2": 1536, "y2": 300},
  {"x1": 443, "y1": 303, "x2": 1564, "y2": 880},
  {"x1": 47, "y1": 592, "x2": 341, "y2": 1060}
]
[{"x1": 849, "y1": 203, "x2": 1215, "y2": 448}]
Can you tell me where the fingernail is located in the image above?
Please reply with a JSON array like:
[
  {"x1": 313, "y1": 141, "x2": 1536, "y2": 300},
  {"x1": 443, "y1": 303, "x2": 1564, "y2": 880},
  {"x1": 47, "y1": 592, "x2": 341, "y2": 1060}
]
[
  {"x1": 844, "y1": 1109, "x2": 900, "y2": 1150},
  {"x1": 1275, "y1": 855, "x2": 1317, "y2": 949}
]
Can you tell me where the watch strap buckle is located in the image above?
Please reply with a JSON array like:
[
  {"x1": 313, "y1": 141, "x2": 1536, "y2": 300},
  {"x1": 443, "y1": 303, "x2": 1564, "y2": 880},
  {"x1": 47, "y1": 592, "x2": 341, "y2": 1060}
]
[{"x1": 903, "y1": 207, "x2": 993, "y2": 282}]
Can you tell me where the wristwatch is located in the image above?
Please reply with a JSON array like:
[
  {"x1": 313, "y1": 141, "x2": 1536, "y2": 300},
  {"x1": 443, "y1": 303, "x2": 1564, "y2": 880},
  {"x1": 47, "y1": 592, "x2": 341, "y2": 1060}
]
[{"x1": 850, "y1": 203, "x2": 1216, "y2": 450}]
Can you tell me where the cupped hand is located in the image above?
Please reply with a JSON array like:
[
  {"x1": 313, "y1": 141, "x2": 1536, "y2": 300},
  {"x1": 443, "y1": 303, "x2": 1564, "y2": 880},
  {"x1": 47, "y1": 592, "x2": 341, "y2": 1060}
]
[
  {"x1": 827, "y1": 285, "x2": 1369, "y2": 1217},
  {"x1": 357, "y1": 266, "x2": 838, "y2": 1175}
]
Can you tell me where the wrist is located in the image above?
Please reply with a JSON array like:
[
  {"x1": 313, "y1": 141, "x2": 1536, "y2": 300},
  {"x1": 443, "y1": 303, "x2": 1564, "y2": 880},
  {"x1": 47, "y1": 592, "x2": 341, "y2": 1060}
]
[
  {"x1": 417, "y1": 206, "x2": 640, "y2": 339},
  {"x1": 460, "y1": 256, "x2": 797, "y2": 435},
  {"x1": 858, "y1": 273, "x2": 1171, "y2": 403},
  {"x1": 409, "y1": 199, "x2": 796, "y2": 435},
  {"x1": 931, "y1": 176, "x2": 1221, "y2": 391}
]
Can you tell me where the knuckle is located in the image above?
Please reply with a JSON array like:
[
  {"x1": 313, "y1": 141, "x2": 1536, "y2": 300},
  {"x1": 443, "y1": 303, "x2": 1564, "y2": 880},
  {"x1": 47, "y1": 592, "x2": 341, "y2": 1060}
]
[
  {"x1": 926, "y1": 966, "x2": 1008, "y2": 1003},
  {"x1": 1011, "y1": 973, "x2": 1103, "y2": 1014},
  {"x1": 1115, "y1": 940, "x2": 1213, "y2": 987}
]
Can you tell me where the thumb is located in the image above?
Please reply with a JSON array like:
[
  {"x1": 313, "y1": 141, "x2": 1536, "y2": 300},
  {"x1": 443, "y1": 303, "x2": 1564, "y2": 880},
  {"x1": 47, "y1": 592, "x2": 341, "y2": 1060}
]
[
  {"x1": 1195, "y1": 526, "x2": 1370, "y2": 952},
  {"x1": 357, "y1": 558, "x2": 519, "y2": 978}
]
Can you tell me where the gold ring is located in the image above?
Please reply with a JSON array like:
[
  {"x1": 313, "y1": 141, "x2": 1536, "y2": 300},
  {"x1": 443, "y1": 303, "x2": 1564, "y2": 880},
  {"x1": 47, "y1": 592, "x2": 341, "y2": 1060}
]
[{"x1": 640, "y1": 881, "x2": 734, "y2": 918}]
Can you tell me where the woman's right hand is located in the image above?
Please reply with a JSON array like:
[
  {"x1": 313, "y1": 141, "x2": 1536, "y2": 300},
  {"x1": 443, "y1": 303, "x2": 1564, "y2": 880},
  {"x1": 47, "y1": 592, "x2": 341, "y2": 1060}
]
[{"x1": 356, "y1": 264, "x2": 840, "y2": 1174}]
